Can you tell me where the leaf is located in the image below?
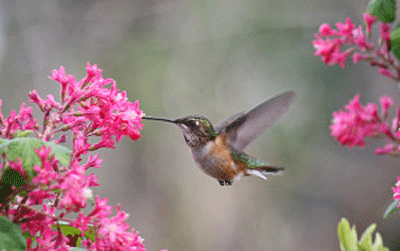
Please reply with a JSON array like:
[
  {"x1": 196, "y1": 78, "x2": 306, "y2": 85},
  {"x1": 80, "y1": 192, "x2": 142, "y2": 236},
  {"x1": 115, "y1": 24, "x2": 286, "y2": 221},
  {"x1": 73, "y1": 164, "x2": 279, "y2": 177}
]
[
  {"x1": 60, "y1": 225, "x2": 83, "y2": 247},
  {"x1": 59, "y1": 224, "x2": 82, "y2": 236},
  {"x1": 358, "y1": 223, "x2": 376, "y2": 249},
  {"x1": 85, "y1": 226, "x2": 96, "y2": 242},
  {"x1": 0, "y1": 216, "x2": 27, "y2": 251},
  {"x1": 383, "y1": 199, "x2": 400, "y2": 219},
  {"x1": 366, "y1": 0, "x2": 396, "y2": 23},
  {"x1": 337, "y1": 218, "x2": 358, "y2": 251},
  {"x1": 0, "y1": 166, "x2": 28, "y2": 203},
  {"x1": 13, "y1": 130, "x2": 32, "y2": 138},
  {"x1": 337, "y1": 218, "x2": 389, "y2": 251},
  {"x1": 0, "y1": 138, "x2": 71, "y2": 179},
  {"x1": 55, "y1": 221, "x2": 95, "y2": 248},
  {"x1": 372, "y1": 233, "x2": 389, "y2": 251},
  {"x1": 1, "y1": 168, "x2": 27, "y2": 188},
  {"x1": 0, "y1": 139, "x2": 11, "y2": 153},
  {"x1": 390, "y1": 26, "x2": 400, "y2": 60}
]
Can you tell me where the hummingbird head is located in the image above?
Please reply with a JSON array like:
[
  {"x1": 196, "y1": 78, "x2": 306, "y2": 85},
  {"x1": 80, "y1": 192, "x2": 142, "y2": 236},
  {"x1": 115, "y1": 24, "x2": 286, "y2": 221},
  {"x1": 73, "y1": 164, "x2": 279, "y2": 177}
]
[{"x1": 174, "y1": 116, "x2": 217, "y2": 148}]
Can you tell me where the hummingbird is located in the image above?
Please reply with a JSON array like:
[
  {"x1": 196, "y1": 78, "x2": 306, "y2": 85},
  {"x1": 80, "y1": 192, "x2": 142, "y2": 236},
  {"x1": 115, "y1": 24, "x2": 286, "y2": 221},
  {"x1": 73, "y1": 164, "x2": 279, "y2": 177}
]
[{"x1": 142, "y1": 91, "x2": 296, "y2": 186}]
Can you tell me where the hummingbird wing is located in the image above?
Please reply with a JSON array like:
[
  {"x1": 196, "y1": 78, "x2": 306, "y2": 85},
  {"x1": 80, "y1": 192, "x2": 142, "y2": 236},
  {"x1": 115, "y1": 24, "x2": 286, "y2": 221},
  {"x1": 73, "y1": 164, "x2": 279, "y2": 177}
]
[
  {"x1": 223, "y1": 91, "x2": 296, "y2": 151},
  {"x1": 214, "y1": 112, "x2": 245, "y2": 133}
]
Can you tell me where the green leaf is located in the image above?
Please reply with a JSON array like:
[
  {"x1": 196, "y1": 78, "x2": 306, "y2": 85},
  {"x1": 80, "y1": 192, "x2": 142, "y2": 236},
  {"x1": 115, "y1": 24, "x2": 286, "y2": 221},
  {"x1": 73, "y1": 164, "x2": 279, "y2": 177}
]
[
  {"x1": 372, "y1": 233, "x2": 389, "y2": 251},
  {"x1": 85, "y1": 226, "x2": 96, "y2": 242},
  {"x1": 358, "y1": 223, "x2": 376, "y2": 249},
  {"x1": 383, "y1": 200, "x2": 400, "y2": 219},
  {"x1": 1, "y1": 168, "x2": 27, "y2": 188},
  {"x1": 0, "y1": 166, "x2": 28, "y2": 203},
  {"x1": 60, "y1": 224, "x2": 83, "y2": 247},
  {"x1": 70, "y1": 248, "x2": 88, "y2": 251},
  {"x1": 0, "y1": 216, "x2": 27, "y2": 251},
  {"x1": 59, "y1": 224, "x2": 82, "y2": 236},
  {"x1": 0, "y1": 138, "x2": 71, "y2": 179},
  {"x1": 366, "y1": 0, "x2": 396, "y2": 23},
  {"x1": 54, "y1": 221, "x2": 95, "y2": 248},
  {"x1": 13, "y1": 130, "x2": 32, "y2": 138},
  {"x1": 337, "y1": 218, "x2": 389, "y2": 251},
  {"x1": 0, "y1": 138, "x2": 11, "y2": 152},
  {"x1": 390, "y1": 26, "x2": 400, "y2": 60},
  {"x1": 337, "y1": 218, "x2": 358, "y2": 251}
]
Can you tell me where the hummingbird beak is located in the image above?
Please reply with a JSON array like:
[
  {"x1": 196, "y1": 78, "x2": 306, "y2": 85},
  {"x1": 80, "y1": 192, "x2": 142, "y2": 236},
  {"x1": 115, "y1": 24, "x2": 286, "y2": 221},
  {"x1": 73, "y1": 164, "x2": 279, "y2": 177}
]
[{"x1": 142, "y1": 116, "x2": 177, "y2": 124}]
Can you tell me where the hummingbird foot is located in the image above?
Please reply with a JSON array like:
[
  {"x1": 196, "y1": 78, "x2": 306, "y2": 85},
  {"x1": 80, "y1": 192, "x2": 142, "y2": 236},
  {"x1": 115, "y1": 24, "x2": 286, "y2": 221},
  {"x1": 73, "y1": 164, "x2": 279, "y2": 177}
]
[{"x1": 218, "y1": 180, "x2": 232, "y2": 186}]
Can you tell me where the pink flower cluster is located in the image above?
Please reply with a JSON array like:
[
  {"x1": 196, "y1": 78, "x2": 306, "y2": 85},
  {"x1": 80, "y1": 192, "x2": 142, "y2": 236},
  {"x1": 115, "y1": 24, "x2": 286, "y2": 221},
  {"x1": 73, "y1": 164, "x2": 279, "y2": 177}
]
[
  {"x1": 0, "y1": 101, "x2": 38, "y2": 138},
  {"x1": 0, "y1": 64, "x2": 160, "y2": 250},
  {"x1": 29, "y1": 63, "x2": 143, "y2": 147},
  {"x1": 393, "y1": 177, "x2": 400, "y2": 206},
  {"x1": 313, "y1": 13, "x2": 396, "y2": 79},
  {"x1": 331, "y1": 94, "x2": 400, "y2": 156}
]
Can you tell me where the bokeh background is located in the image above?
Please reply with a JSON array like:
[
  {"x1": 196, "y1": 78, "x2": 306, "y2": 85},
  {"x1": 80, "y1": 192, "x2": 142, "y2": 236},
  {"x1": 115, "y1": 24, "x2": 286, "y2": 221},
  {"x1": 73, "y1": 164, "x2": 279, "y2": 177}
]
[{"x1": 1, "y1": 0, "x2": 400, "y2": 250}]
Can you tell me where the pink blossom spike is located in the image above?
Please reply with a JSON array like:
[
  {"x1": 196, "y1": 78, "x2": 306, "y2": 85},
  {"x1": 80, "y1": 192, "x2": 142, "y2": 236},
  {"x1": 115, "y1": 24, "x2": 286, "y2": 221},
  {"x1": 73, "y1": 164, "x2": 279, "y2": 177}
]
[
  {"x1": 363, "y1": 13, "x2": 377, "y2": 33},
  {"x1": 330, "y1": 94, "x2": 383, "y2": 148},
  {"x1": 380, "y1": 96, "x2": 393, "y2": 119},
  {"x1": 319, "y1": 23, "x2": 336, "y2": 36}
]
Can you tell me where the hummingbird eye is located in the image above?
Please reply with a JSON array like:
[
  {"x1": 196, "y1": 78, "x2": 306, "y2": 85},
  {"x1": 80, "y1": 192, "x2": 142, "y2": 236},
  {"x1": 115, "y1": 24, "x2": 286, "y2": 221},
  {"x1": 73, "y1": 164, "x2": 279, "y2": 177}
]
[{"x1": 187, "y1": 120, "x2": 198, "y2": 127}]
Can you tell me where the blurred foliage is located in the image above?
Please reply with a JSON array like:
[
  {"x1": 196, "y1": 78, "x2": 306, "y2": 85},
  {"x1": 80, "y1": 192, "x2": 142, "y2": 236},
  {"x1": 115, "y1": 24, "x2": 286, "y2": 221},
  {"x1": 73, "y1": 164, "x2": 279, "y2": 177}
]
[{"x1": 338, "y1": 218, "x2": 388, "y2": 251}]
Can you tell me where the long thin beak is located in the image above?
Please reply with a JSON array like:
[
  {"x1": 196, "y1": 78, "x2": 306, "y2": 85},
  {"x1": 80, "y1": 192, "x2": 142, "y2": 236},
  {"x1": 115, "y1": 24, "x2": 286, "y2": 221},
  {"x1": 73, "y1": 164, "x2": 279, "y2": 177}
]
[{"x1": 142, "y1": 116, "x2": 177, "y2": 124}]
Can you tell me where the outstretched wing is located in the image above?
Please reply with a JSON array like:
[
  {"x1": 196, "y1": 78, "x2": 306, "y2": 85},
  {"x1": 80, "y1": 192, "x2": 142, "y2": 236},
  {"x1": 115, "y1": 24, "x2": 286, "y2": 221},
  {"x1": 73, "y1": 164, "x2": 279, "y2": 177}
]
[
  {"x1": 222, "y1": 91, "x2": 296, "y2": 151},
  {"x1": 214, "y1": 112, "x2": 245, "y2": 133}
]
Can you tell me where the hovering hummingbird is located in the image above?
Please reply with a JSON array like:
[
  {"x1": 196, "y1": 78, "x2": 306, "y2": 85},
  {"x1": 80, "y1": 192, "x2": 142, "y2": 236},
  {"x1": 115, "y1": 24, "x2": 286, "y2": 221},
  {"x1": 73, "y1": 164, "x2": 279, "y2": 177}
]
[{"x1": 142, "y1": 91, "x2": 296, "y2": 186}]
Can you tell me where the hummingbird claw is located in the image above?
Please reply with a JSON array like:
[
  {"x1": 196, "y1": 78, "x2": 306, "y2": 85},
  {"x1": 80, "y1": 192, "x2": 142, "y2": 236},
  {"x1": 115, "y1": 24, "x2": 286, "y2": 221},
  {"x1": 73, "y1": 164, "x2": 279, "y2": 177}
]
[{"x1": 218, "y1": 180, "x2": 232, "y2": 186}]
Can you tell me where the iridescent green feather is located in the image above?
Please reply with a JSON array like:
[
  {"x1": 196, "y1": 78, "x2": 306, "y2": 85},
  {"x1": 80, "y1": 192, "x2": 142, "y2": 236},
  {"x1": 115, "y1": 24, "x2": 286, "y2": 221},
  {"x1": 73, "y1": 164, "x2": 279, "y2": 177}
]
[
  {"x1": 230, "y1": 151, "x2": 267, "y2": 168},
  {"x1": 199, "y1": 117, "x2": 218, "y2": 138}
]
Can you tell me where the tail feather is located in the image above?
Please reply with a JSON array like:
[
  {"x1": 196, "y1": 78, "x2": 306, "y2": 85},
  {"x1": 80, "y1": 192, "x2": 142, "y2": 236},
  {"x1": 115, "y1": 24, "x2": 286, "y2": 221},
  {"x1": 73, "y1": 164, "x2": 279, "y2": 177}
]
[{"x1": 246, "y1": 166, "x2": 285, "y2": 180}]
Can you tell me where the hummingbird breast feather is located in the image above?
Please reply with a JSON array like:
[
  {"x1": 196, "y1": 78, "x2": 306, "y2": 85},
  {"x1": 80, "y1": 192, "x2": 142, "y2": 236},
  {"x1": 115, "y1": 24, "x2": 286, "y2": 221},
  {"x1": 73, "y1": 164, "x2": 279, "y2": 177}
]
[{"x1": 190, "y1": 135, "x2": 239, "y2": 181}]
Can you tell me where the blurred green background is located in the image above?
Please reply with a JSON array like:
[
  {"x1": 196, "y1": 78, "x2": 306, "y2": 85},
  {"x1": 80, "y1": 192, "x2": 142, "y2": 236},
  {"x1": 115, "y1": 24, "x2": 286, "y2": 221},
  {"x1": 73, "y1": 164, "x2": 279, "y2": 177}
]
[{"x1": 1, "y1": 0, "x2": 400, "y2": 250}]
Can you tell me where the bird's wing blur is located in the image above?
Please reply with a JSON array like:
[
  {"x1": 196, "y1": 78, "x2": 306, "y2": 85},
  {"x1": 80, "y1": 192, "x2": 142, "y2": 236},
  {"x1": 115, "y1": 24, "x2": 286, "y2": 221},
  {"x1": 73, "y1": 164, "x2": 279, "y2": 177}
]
[{"x1": 222, "y1": 91, "x2": 296, "y2": 151}]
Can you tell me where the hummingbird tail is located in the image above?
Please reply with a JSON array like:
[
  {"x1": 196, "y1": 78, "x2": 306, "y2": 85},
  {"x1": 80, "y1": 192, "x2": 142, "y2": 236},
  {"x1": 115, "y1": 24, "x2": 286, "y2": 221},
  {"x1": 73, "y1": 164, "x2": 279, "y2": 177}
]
[{"x1": 246, "y1": 166, "x2": 285, "y2": 180}]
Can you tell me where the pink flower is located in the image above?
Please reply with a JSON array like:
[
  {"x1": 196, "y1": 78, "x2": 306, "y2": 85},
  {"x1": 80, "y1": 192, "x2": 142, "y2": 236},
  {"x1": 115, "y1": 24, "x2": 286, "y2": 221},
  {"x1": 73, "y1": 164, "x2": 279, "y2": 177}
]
[
  {"x1": 0, "y1": 103, "x2": 38, "y2": 138},
  {"x1": 319, "y1": 23, "x2": 336, "y2": 36},
  {"x1": 380, "y1": 96, "x2": 393, "y2": 119},
  {"x1": 32, "y1": 146, "x2": 60, "y2": 187},
  {"x1": 27, "y1": 189, "x2": 55, "y2": 205},
  {"x1": 1, "y1": 63, "x2": 151, "y2": 250},
  {"x1": 88, "y1": 196, "x2": 113, "y2": 219},
  {"x1": 352, "y1": 53, "x2": 368, "y2": 63},
  {"x1": 28, "y1": 90, "x2": 46, "y2": 111},
  {"x1": 379, "y1": 22, "x2": 391, "y2": 44},
  {"x1": 50, "y1": 63, "x2": 144, "y2": 150},
  {"x1": 313, "y1": 36, "x2": 348, "y2": 68},
  {"x1": 73, "y1": 131, "x2": 91, "y2": 156},
  {"x1": 393, "y1": 177, "x2": 400, "y2": 205},
  {"x1": 0, "y1": 99, "x2": 3, "y2": 125},
  {"x1": 375, "y1": 143, "x2": 396, "y2": 155},
  {"x1": 352, "y1": 26, "x2": 369, "y2": 50},
  {"x1": 313, "y1": 14, "x2": 396, "y2": 79},
  {"x1": 331, "y1": 94, "x2": 383, "y2": 148},
  {"x1": 92, "y1": 204, "x2": 146, "y2": 251},
  {"x1": 49, "y1": 66, "x2": 74, "y2": 101},
  {"x1": 336, "y1": 18, "x2": 356, "y2": 40},
  {"x1": 71, "y1": 212, "x2": 91, "y2": 233},
  {"x1": 59, "y1": 162, "x2": 93, "y2": 212},
  {"x1": 363, "y1": 13, "x2": 377, "y2": 33},
  {"x1": 9, "y1": 158, "x2": 27, "y2": 178},
  {"x1": 82, "y1": 154, "x2": 103, "y2": 170},
  {"x1": 378, "y1": 68, "x2": 393, "y2": 78}
]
